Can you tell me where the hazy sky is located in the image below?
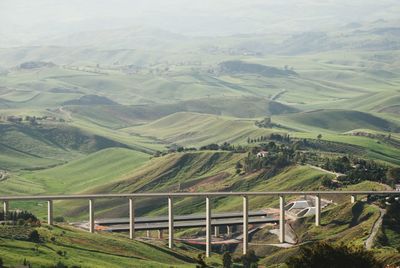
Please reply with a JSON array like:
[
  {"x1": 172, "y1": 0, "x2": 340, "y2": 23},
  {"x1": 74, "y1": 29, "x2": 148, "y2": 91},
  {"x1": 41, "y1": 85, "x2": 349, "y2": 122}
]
[{"x1": 1, "y1": 0, "x2": 399, "y2": 45}]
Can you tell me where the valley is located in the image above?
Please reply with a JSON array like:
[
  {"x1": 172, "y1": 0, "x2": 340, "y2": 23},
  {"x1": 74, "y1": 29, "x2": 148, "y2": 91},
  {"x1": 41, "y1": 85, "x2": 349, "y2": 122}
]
[{"x1": 0, "y1": 4, "x2": 400, "y2": 266}]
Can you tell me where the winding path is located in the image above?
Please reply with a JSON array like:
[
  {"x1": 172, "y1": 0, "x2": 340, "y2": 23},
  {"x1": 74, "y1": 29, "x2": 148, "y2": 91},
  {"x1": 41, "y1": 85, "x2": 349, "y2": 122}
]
[{"x1": 365, "y1": 205, "x2": 386, "y2": 250}]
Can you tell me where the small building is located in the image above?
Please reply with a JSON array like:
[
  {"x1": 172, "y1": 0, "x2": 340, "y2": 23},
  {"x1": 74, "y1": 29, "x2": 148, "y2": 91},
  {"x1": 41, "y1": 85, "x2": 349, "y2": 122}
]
[{"x1": 256, "y1": 151, "x2": 268, "y2": 158}]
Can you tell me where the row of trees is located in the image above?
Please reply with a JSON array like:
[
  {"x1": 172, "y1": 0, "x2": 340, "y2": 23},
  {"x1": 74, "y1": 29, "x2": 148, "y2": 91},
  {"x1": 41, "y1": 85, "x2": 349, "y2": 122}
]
[{"x1": 0, "y1": 211, "x2": 39, "y2": 226}]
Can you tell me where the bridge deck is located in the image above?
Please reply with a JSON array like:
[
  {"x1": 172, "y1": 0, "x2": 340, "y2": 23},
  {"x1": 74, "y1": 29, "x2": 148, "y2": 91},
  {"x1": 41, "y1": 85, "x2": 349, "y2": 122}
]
[
  {"x1": 100, "y1": 217, "x2": 278, "y2": 232},
  {"x1": 95, "y1": 211, "x2": 267, "y2": 225},
  {"x1": 1, "y1": 190, "x2": 399, "y2": 201}
]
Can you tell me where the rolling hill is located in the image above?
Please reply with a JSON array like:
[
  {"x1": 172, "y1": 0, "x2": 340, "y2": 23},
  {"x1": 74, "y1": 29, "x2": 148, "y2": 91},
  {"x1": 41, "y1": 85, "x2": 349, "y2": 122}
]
[
  {"x1": 66, "y1": 96, "x2": 298, "y2": 129},
  {"x1": 275, "y1": 109, "x2": 399, "y2": 133},
  {"x1": 0, "y1": 225, "x2": 196, "y2": 268},
  {"x1": 125, "y1": 112, "x2": 270, "y2": 146},
  {"x1": 23, "y1": 148, "x2": 150, "y2": 194},
  {"x1": 0, "y1": 121, "x2": 146, "y2": 171}
]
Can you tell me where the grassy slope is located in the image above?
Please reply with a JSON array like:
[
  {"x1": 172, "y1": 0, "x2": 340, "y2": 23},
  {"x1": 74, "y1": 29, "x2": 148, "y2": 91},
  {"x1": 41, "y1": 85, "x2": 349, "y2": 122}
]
[
  {"x1": 37, "y1": 151, "x2": 382, "y2": 220},
  {"x1": 66, "y1": 96, "x2": 298, "y2": 129},
  {"x1": 291, "y1": 132, "x2": 400, "y2": 165},
  {"x1": 0, "y1": 148, "x2": 150, "y2": 217},
  {"x1": 7, "y1": 150, "x2": 387, "y2": 221},
  {"x1": 274, "y1": 109, "x2": 398, "y2": 133},
  {"x1": 0, "y1": 225, "x2": 195, "y2": 268},
  {"x1": 23, "y1": 148, "x2": 150, "y2": 194},
  {"x1": 126, "y1": 112, "x2": 274, "y2": 147},
  {"x1": 260, "y1": 201, "x2": 383, "y2": 267},
  {"x1": 0, "y1": 121, "x2": 154, "y2": 171}
]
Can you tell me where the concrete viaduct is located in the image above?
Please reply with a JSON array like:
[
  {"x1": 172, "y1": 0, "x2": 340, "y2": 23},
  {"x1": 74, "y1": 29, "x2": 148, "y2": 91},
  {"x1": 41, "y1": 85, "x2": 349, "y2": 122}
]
[{"x1": 1, "y1": 191, "x2": 398, "y2": 257}]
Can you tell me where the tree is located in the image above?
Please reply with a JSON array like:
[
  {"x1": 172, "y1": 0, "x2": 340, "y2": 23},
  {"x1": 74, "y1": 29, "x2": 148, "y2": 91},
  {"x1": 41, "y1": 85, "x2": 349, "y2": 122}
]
[
  {"x1": 241, "y1": 250, "x2": 258, "y2": 268},
  {"x1": 286, "y1": 242, "x2": 381, "y2": 268},
  {"x1": 222, "y1": 252, "x2": 232, "y2": 268},
  {"x1": 0, "y1": 257, "x2": 3, "y2": 268},
  {"x1": 195, "y1": 254, "x2": 208, "y2": 268},
  {"x1": 317, "y1": 134, "x2": 322, "y2": 141},
  {"x1": 29, "y1": 230, "x2": 41, "y2": 242},
  {"x1": 388, "y1": 167, "x2": 400, "y2": 183}
]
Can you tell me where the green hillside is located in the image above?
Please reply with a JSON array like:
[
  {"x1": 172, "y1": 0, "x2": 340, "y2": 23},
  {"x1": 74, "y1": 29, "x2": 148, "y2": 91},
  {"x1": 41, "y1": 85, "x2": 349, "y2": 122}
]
[
  {"x1": 275, "y1": 109, "x2": 399, "y2": 133},
  {"x1": 0, "y1": 122, "x2": 133, "y2": 171},
  {"x1": 24, "y1": 148, "x2": 149, "y2": 194},
  {"x1": 67, "y1": 96, "x2": 298, "y2": 130},
  {"x1": 126, "y1": 112, "x2": 271, "y2": 146},
  {"x1": 0, "y1": 225, "x2": 196, "y2": 268},
  {"x1": 46, "y1": 151, "x2": 384, "y2": 219}
]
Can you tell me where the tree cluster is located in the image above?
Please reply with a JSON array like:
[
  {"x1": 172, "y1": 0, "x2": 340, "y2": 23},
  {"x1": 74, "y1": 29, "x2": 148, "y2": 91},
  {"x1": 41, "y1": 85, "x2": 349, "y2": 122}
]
[
  {"x1": 200, "y1": 142, "x2": 246, "y2": 152},
  {"x1": 0, "y1": 210, "x2": 40, "y2": 226},
  {"x1": 322, "y1": 156, "x2": 390, "y2": 185},
  {"x1": 243, "y1": 142, "x2": 295, "y2": 173},
  {"x1": 286, "y1": 242, "x2": 381, "y2": 268}
]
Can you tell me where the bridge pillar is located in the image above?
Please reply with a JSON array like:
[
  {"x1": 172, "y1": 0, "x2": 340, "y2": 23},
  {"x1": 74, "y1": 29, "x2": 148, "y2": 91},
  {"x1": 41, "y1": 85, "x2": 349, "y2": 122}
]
[
  {"x1": 89, "y1": 199, "x2": 94, "y2": 233},
  {"x1": 206, "y1": 196, "x2": 211, "y2": 257},
  {"x1": 315, "y1": 194, "x2": 321, "y2": 226},
  {"x1": 47, "y1": 200, "x2": 53, "y2": 225},
  {"x1": 146, "y1": 230, "x2": 150, "y2": 238},
  {"x1": 351, "y1": 195, "x2": 357, "y2": 204},
  {"x1": 158, "y1": 229, "x2": 163, "y2": 239},
  {"x1": 168, "y1": 196, "x2": 174, "y2": 249},
  {"x1": 227, "y1": 225, "x2": 232, "y2": 237},
  {"x1": 129, "y1": 198, "x2": 135, "y2": 239},
  {"x1": 3, "y1": 201, "x2": 8, "y2": 221},
  {"x1": 279, "y1": 195, "x2": 285, "y2": 243},
  {"x1": 243, "y1": 195, "x2": 249, "y2": 254},
  {"x1": 214, "y1": 226, "x2": 220, "y2": 237}
]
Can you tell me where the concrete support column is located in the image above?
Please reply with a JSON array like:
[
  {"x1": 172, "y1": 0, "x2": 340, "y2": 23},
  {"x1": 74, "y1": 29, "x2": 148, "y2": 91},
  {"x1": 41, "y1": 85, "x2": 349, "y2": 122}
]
[
  {"x1": 158, "y1": 229, "x2": 163, "y2": 239},
  {"x1": 315, "y1": 194, "x2": 321, "y2": 226},
  {"x1": 47, "y1": 200, "x2": 53, "y2": 225},
  {"x1": 206, "y1": 196, "x2": 211, "y2": 257},
  {"x1": 351, "y1": 195, "x2": 357, "y2": 204},
  {"x1": 168, "y1": 196, "x2": 174, "y2": 249},
  {"x1": 89, "y1": 199, "x2": 94, "y2": 233},
  {"x1": 243, "y1": 195, "x2": 249, "y2": 254},
  {"x1": 227, "y1": 225, "x2": 232, "y2": 236},
  {"x1": 214, "y1": 226, "x2": 220, "y2": 237},
  {"x1": 129, "y1": 198, "x2": 135, "y2": 239},
  {"x1": 3, "y1": 201, "x2": 9, "y2": 221},
  {"x1": 146, "y1": 230, "x2": 150, "y2": 238},
  {"x1": 279, "y1": 195, "x2": 285, "y2": 243}
]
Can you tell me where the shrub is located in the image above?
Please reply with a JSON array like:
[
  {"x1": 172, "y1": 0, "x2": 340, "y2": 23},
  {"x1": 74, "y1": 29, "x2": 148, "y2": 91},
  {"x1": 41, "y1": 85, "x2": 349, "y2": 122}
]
[
  {"x1": 286, "y1": 242, "x2": 381, "y2": 268},
  {"x1": 55, "y1": 261, "x2": 68, "y2": 268},
  {"x1": 241, "y1": 250, "x2": 258, "y2": 268},
  {"x1": 28, "y1": 230, "x2": 41, "y2": 242},
  {"x1": 195, "y1": 253, "x2": 208, "y2": 268},
  {"x1": 222, "y1": 252, "x2": 232, "y2": 268}
]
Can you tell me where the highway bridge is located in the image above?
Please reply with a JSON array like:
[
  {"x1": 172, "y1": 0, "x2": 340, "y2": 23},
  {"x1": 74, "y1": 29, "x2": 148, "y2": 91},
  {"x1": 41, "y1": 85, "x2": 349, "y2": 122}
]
[
  {"x1": 95, "y1": 211, "x2": 269, "y2": 225},
  {"x1": 93, "y1": 211, "x2": 277, "y2": 232},
  {"x1": 1, "y1": 190, "x2": 399, "y2": 257}
]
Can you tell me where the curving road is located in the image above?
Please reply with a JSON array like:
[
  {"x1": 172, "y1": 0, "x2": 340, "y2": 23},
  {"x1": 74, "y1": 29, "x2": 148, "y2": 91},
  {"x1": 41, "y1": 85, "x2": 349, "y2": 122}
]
[{"x1": 365, "y1": 205, "x2": 386, "y2": 250}]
